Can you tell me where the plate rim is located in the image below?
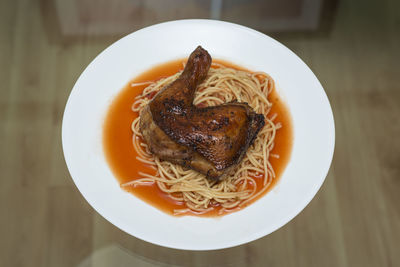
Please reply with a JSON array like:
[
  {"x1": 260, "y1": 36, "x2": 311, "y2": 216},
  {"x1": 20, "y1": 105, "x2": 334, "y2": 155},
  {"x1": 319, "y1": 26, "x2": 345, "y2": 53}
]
[{"x1": 62, "y1": 19, "x2": 335, "y2": 250}]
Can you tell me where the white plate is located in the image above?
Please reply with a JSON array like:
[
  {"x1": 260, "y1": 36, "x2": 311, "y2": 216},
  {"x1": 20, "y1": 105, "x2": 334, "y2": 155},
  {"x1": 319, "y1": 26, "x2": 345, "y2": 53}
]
[{"x1": 62, "y1": 20, "x2": 335, "y2": 250}]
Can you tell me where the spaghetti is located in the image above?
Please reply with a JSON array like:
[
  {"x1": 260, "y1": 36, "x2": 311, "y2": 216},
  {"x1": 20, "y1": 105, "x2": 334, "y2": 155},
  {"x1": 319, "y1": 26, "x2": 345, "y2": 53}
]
[{"x1": 123, "y1": 63, "x2": 281, "y2": 215}]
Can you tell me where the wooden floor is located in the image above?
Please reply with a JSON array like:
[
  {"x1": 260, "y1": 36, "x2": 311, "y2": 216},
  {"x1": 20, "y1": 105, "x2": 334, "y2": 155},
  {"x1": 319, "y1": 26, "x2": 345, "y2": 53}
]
[{"x1": 1, "y1": 0, "x2": 399, "y2": 266}]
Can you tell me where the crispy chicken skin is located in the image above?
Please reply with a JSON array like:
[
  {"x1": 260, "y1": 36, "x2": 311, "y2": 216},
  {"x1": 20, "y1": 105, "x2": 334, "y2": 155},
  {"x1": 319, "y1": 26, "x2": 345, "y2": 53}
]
[{"x1": 140, "y1": 46, "x2": 265, "y2": 180}]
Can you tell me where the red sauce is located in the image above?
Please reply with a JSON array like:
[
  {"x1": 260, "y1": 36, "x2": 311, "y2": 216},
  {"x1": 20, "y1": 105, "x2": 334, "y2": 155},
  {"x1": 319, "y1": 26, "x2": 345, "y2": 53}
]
[{"x1": 103, "y1": 59, "x2": 293, "y2": 216}]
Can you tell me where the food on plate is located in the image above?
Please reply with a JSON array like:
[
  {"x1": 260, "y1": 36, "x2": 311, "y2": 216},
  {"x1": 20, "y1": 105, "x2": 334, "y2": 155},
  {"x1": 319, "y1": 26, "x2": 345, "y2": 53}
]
[{"x1": 103, "y1": 46, "x2": 293, "y2": 216}]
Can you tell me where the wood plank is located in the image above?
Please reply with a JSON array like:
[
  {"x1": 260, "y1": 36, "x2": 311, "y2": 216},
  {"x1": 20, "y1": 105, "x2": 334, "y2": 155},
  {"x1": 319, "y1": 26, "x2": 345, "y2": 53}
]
[{"x1": 45, "y1": 186, "x2": 94, "y2": 267}]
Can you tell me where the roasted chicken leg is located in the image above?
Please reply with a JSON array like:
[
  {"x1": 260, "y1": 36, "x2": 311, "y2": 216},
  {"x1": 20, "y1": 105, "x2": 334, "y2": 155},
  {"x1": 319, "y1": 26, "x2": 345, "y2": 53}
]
[{"x1": 140, "y1": 46, "x2": 265, "y2": 180}]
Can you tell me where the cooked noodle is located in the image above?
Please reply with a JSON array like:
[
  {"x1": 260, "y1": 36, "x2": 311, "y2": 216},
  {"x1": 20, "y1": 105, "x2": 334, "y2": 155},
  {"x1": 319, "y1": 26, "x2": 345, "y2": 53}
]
[{"x1": 124, "y1": 63, "x2": 281, "y2": 215}]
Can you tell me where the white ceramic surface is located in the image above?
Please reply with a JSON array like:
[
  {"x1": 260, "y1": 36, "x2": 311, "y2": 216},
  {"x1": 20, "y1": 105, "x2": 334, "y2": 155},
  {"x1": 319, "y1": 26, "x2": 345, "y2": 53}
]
[{"x1": 62, "y1": 20, "x2": 335, "y2": 250}]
